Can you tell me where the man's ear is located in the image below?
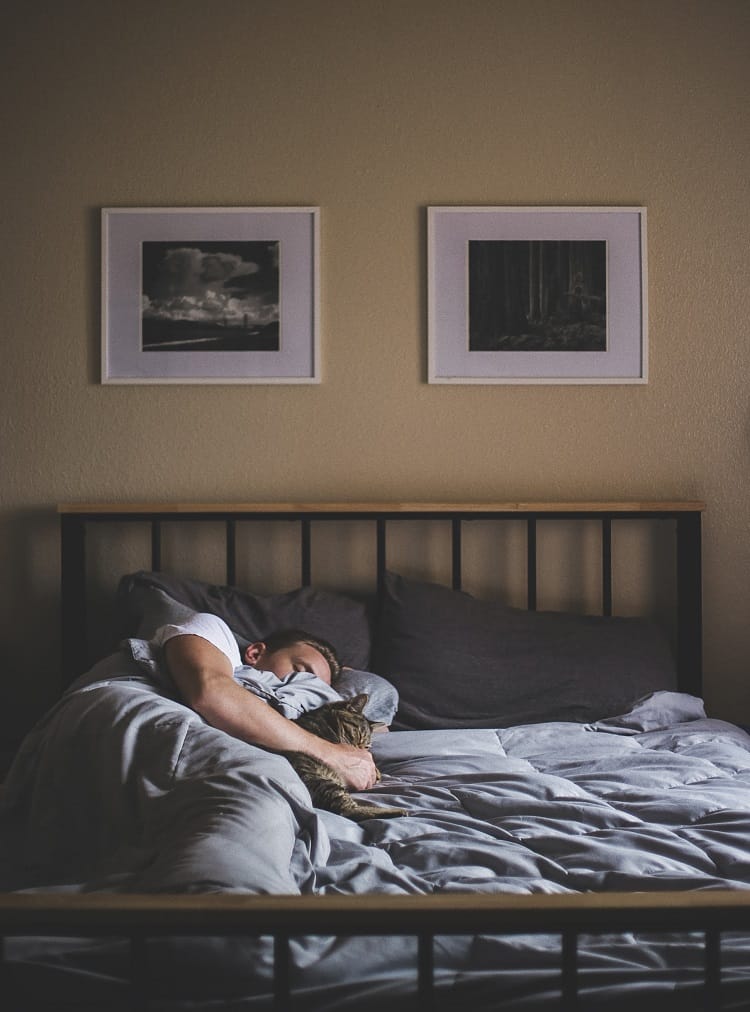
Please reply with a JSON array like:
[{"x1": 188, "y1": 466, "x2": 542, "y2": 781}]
[{"x1": 244, "y1": 642, "x2": 266, "y2": 666}]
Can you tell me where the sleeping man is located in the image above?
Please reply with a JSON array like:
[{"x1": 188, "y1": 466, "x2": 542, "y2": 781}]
[{"x1": 152, "y1": 613, "x2": 378, "y2": 792}]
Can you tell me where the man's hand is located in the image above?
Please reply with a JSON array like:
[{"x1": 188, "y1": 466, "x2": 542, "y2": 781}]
[{"x1": 321, "y1": 742, "x2": 378, "y2": 791}]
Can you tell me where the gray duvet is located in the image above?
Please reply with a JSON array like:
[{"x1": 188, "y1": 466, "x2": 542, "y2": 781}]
[{"x1": 3, "y1": 653, "x2": 750, "y2": 1010}]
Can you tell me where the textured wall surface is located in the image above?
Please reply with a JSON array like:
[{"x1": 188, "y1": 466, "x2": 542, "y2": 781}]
[{"x1": 1, "y1": 0, "x2": 748, "y2": 747}]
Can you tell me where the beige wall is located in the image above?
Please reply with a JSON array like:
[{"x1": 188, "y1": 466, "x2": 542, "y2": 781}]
[{"x1": 2, "y1": 0, "x2": 749, "y2": 746}]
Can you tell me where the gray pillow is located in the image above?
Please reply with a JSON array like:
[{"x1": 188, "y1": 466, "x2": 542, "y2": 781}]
[
  {"x1": 333, "y1": 669, "x2": 399, "y2": 725},
  {"x1": 123, "y1": 586, "x2": 197, "y2": 638},
  {"x1": 373, "y1": 572, "x2": 677, "y2": 730},
  {"x1": 116, "y1": 571, "x2": 372, "y2": 671}
]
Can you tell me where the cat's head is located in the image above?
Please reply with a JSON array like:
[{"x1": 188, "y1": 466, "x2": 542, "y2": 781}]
[
  {"x1": 337, "y1": 694, "x2": 387, "y2": 733},
  {"x1": 301, "y1": 694, "x2": 375, "y2": 747}
]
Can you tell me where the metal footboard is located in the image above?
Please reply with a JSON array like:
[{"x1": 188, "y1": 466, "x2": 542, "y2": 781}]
[{"x1": 2, "y1": 890, "x2": 748, "y2": 1010}]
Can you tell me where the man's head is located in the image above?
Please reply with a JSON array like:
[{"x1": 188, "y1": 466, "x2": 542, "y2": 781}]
[{"x1": 243, "y1": 628, "x2": 341, "y2": 685}]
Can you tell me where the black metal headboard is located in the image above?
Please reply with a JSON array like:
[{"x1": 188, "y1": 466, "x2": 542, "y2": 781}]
[{"x1": 58, "y1": 501, "x2": 704, "y2": 696}]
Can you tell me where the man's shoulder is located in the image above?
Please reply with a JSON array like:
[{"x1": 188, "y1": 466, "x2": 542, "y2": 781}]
[{"x1": 153, "y1": 612, "x2": 243, "y2": 668}]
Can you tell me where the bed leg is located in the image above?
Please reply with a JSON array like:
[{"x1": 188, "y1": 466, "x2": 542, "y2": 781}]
[
  {"x1": 274, "y1": 933, "x2": 291, "y2": 1010},
  {"x1": 417, "y1": 933, "x2": 434, "y2": 1009},
  {"x1": 704, "y1": 928, "x2": 721, "y2": 1011},
  {"x1": 561, "y1": 930, "x2": 578, "y2": 1010},
  {"x1": 129, "y1": 935, "x2": 149, "y2": 1010}
]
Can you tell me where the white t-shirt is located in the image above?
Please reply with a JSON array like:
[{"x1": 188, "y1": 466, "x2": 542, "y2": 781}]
[
  {"x1": 152, "y1": 612, "x2": 243, "y2": 668},
  {"x1": 150, "y1": 612, "x2": 342, "y2": 719}
]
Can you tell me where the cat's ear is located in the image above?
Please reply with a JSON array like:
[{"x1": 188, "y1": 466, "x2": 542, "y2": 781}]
[{"x1": 347, "y1": 693, "x2": 369, "y2": 713}]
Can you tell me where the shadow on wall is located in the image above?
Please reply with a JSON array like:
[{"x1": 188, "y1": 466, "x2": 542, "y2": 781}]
[{"x1": 0, "y1": 508, "x2": 62, "y2": 772}]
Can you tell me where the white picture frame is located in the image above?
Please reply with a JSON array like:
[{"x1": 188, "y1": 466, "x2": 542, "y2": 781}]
[
  {"x1": 101, "y1": 207, "x2": 320, "y2": 384},
  {"x1": 428, "y1": 206, "x2": 647, "y2": 384}
]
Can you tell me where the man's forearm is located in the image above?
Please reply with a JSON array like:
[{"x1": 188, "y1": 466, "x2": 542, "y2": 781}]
[{"x1": 188, "y1": 667, "x2": 339, "y2": 759}]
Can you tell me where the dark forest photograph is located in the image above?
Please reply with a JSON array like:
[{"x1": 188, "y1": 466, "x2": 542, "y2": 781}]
[
  {"x1": 468, "y1": 239, "x2": 607, "y2": 352},
  {"x1": 141, "y1": 240, "x2": 280, "y2": 352}
]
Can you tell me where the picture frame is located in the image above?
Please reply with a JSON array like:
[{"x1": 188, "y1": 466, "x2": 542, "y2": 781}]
[
  {"x1": 427, "y1": 206, "x2": 647, "y2": 384},
  {"x1": 101, "y1": 207, "x2": 320, "y2": 384}
]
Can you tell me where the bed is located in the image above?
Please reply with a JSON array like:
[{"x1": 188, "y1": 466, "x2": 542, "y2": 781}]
[{"x1": 3, "y1": 500, "x2": 750, "y2": 1010}]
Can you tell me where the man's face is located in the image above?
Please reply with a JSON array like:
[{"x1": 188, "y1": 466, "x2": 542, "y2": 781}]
[{"x1": 243, "y1": 641, "x2": 332, "y2": 684}]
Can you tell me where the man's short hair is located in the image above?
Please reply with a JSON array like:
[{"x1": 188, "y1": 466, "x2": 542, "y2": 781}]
[{"x1": 262, "y1": 628, "x2": 342, "y2": 681}]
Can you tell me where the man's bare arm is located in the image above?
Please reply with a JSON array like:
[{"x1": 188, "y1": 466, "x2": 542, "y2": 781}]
[{"x1": 163, "y1": 634, "x2": 377, "y2": 791}]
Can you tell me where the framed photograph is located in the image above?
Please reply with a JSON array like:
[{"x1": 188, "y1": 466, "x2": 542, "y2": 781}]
[
  {"x1": 101, "y1": 207, "x2": 320, "y2": 383},
  {"x1": 428, "y1": 206, "x2": 647, "y2": 384}
]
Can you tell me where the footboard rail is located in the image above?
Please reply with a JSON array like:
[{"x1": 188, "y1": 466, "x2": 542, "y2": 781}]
[{"x1": 2, "y1": 889, "x2": 750, "y2": 1010}]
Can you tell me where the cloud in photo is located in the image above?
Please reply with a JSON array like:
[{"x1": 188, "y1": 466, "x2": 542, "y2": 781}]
[{"x1": 143, "y1": 243, "x2": 278, "y2": 325}]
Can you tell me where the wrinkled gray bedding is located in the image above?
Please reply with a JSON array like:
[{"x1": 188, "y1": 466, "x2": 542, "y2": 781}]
[{"x1": 3, "y1": 652, "x2": 750, "y2": 1009}]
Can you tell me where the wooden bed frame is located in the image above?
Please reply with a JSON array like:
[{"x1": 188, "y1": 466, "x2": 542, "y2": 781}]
[{"x1": 5, "y1": 499, "x2": 750, "y2": 1010}]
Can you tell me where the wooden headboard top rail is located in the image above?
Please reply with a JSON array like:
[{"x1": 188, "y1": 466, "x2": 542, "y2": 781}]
[{"x1": 59, "y1": 501, "x2": 706, "y2": 515}]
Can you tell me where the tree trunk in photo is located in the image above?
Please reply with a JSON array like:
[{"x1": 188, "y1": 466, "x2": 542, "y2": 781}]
[
  {"x1": 543, "y1": 241, "x2": 564, "y2": 319},
  {"x1": 528, "y1": 242, "x2": 538, "y2": 322},
  {"x1": 469, "y1": 242, "x2": 527, "y2": 348},
  {"x1": 504, "y1": 244, "x2": 526, "y2": 336}
]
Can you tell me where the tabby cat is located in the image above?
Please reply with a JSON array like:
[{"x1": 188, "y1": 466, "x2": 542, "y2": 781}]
[{"x1": 287, "y1": 693, "x2": 407, "y2": 822}]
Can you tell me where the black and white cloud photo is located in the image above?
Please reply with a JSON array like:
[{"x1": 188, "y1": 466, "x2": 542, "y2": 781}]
[{"x1": 141, "y1": 240, "x2": 280, "y2": 352}]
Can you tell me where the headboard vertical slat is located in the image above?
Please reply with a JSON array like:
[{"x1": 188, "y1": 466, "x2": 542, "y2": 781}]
[
  {"x1": 225, "y1": 520, "x2": 236, "y2": 587},
  {"x1": 60, "y1": 512, "x2": 88, "y2": 684},
  {"x1": 451, "y1": 517, "x2": 462, "y2": 591},
  {"x1": 300, "y1": 520, "x2": 312, "y2": 586},
  {"x1": 676, "y1": 511, "x2": 703, "y2": 698},
  {"x1": 376, "y1": 519, "x2": 387, "y2": 597},
  {"x1": 150, "y1": 521, "x2": 161, "y2": 571},
  {"x1": 526, "y1": 517, "x2": 538, "y2": 611},
  {"x1": 601, "y1": 517, "x2": 613, "y2": 617}
]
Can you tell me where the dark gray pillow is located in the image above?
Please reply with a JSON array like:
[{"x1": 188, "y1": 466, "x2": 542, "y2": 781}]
[
  {"x1": 116, "y1": 571, "x2": 372, "y2": 670},
  {"x1": 373, "y1": 572, "x2": 677, "y2": 730}
]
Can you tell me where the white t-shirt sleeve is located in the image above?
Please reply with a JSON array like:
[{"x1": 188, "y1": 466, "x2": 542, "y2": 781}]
[{"x1": 152, "y1": 613, "x2": 242, "y2": 670}]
